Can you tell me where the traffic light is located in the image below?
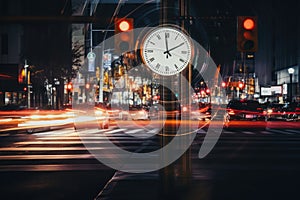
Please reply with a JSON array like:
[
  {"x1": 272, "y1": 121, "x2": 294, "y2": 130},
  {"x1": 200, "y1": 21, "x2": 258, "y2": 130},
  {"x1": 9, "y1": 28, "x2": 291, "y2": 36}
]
[
  {"x1": 237, "y1": 16, "x2": 258, "y2": 52},
  {"x1": 114, "y1": 18, "x2": 134, "y2": 55},
  {"x1": 221, "y1": 82, "x2": 227, "y2": 88},
  {"x1": 66, "y1": 82, "x2": 72, "y2": 91},
  {"x1": 18, "y1": 69, "x2": 26, "y2": 83},
  {"x1": 238, "y1": 82, "x2": 244, "y2": 89}
]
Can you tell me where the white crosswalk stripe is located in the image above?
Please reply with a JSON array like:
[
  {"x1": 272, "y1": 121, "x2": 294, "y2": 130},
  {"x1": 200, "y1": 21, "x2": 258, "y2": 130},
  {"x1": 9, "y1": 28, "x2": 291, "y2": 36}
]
[
  {"x1": 0, "y1": 126, "x2": 160, "y2": 171},
  {"x1": 268, "y1": 129, "x2": 295, "y2": 135}
]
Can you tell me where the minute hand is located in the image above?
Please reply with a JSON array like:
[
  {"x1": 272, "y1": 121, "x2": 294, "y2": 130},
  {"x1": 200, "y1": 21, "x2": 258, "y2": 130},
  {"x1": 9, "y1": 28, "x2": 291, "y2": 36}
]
[{"x1": 164, "y1": 42, "x2": 184, "y2": 54}]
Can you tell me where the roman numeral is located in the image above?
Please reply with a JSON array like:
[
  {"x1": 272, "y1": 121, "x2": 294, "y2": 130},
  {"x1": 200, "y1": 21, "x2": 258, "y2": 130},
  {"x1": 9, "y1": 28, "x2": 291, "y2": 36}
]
[
  {"x1": 174, "y1": 64, "x2": 178, "y2": 69},
  {"x1": 181, "y1": 50, "x2": 187, "y2": 54},
  {"x1": 146, "y1": 50, "x2": 153, "y2": 53},
  {"x1": 179, "y1": 58, "x2": 185, "y2": 62},
  {"x1": 156, "y1": 34, "x2": 161, "y2": 40},
  {"x1": 175, "y1": 34, "x2": 179, "y2": 40},
  {"x1": 149, "y1": 57, "x2": 155, "y2": 62},
  {"x1": 155, "y1": 63, "x2": 161, "y2": 68}
]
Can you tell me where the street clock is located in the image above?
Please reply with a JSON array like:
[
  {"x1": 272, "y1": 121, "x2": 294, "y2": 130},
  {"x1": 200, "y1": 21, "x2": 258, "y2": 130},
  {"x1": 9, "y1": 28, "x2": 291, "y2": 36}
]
[{"x1": 141, "y1": 26, "x2": 192, "y2": 76}]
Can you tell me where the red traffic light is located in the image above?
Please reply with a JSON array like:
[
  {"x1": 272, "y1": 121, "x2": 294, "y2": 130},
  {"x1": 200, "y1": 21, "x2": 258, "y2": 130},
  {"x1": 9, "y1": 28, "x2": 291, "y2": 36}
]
[
  {"x1": 67, "y1": 83, "x2": 72, "y2": 90},
  {"x1": 243, "y1": 18, "x2": 255, "y2": 30},
  {"x1": 114, "y1": 18, "x2": 134, "y2": 54},
  {"x1": 118, "y1": 20, "x2": 130, "y2": 32},
  {"x1": 238, "y1": 82, "x2": 244, "y2": 89},
  {"x1": 237, "y1": 16, "x2": 258, "y2": 52},
  {"x1": 115, "y1": 18, "x2": 133, "y2": 33}
]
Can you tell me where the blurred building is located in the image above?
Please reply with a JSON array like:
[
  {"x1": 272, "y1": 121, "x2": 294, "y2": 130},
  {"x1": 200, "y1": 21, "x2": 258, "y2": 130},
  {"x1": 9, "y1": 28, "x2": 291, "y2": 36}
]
[
  {"x1": 0, "y1": 0, "x2": 25, "y2": 106},
  {"x1": 0, "y1": 0, "x2": 72, "y2": 108}
]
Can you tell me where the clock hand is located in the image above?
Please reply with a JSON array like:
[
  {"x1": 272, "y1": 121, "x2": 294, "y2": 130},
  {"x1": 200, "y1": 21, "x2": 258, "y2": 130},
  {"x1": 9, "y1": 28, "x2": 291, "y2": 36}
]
[
  {"x1": 164, "y1": 33, "x2": 172, "y2": 58},
  {"x1": 164, "y1": 42, "x2": 184, "y2": 55}
]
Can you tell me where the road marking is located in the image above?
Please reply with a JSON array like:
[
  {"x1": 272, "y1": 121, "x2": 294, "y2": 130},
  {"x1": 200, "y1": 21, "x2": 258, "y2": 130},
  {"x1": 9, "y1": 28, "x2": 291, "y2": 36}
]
[
  {"x1": 269, "y1": 129, "x2": 294, "y2": 135},
  {"x1": 0, "y1": 164, "x2": 109, "y2": 171},
  {"x1": 0, "y1": 154, "x2": 94, "y2": 160},
  {"x1": 261, "y1": 131, "x2": 272, "y2": 134},
  {"x1": 285, "y1": 129, "x2": 300, "y2": 134},
  {"x1": 243, "y1": 131, "x2": 255, "y2": 135},
  {"x1": 106, "y1": 128, "x2": 127, "y2": 134},
  {"x1": 33, "y1": 128, "x2": 75, "y2": 136}
]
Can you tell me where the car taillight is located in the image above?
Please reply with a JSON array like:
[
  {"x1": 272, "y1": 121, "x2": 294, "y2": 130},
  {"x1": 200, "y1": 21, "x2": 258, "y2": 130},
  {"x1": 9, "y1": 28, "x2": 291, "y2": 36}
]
[
  {"x1": 228, "y1": 109, "x2": 235, "y2": 115},
  {"x1": 263, "y1": 110, "x2": 267, "y2": 115},
  {"x1": 267, "y1": 109, "x2": 273, "y2": 114}
]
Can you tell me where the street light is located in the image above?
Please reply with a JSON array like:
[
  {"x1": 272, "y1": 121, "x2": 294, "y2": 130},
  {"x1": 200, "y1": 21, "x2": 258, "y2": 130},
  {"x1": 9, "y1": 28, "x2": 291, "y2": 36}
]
[{"x1": 288, "y1": 67, "x2": 295, "y2": 102}]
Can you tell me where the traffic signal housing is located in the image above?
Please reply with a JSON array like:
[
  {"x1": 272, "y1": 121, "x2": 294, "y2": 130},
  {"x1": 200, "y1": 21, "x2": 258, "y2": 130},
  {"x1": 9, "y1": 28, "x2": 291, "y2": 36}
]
[
  {"x1": 237, "y1": 16, "x2": 258, "y2": 52},
  {"x1": 114, "y1": 18, "x2": 134, "y2": 55}
]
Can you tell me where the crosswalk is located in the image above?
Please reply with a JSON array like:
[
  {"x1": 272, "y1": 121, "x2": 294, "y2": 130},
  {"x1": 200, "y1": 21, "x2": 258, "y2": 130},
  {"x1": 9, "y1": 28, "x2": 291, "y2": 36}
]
[{"x1": 0, "y1": 125, "x2": 299, "y2": 172}]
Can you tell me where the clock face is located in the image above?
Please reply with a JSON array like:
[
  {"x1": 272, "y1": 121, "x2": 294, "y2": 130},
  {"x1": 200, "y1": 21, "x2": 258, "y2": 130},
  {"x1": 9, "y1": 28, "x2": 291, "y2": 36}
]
[{"x1": 141, "y1": 26, "x2": 192, "y2": 76}]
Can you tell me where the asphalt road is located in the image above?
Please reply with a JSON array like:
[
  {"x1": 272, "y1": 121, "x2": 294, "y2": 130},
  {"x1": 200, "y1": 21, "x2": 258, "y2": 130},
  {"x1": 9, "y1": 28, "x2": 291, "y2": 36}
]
[{"x1": 0, "y1": 121, "x2": 299, "y2": 200}]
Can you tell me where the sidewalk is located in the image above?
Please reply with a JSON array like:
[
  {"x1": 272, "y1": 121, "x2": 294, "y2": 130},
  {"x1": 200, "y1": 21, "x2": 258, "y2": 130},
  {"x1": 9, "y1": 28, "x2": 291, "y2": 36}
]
[
  {"x1": 95, "y1": 171, "x2": 160, "y2": 200},
  {"x1": 95, "y1": 170, "x2": 215, "y2": 200}
]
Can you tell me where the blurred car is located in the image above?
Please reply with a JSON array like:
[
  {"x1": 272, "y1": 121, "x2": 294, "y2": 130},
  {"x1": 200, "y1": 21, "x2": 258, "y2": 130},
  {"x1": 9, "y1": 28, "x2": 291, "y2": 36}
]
[
  {"x1": 18, "y1": 109, "x2": 75, "y2": 133},
  {"x1": 281, "y1": 102, "x2": 299, "y2": 121},
  {"x1": 92, "y1": 103, "x2": 110, "y2": 129},
  {"x1": 74, "y1": 103, "x2": 109, "y2": 130},
  {"x1": 189, "y1": 103, "x2": 211, "y2": 121},
  {"x1": 119, "y1": 106, "x2": 149, "y2": 120},
  {"x1": 263, "y1": 103, "x2": 285, "y2": 121},
  {"x1": 104, "y1": 104, "x2": 121, "y2": 121},
  {"x1": 224, "y1": 99, "x2": 267, "y2": 129},
  {"x1": 0, "y1": 104, "x2": 28, "y2": 130}
]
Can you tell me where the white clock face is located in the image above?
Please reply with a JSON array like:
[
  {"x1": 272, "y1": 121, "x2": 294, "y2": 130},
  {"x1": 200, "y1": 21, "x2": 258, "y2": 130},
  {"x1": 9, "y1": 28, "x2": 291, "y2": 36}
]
[{"x1": 141, "y1": 26, "x2": 192, "y2": 76}]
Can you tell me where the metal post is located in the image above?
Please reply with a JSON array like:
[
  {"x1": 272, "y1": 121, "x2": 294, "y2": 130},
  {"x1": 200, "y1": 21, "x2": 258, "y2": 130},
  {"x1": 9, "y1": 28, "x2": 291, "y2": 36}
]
[
  {"x1": 290, "y1": 73, "x2": 293, "y2": 102},
  {"x1": 178, "y1": 0, "x2": 192, "y2": 187},
  {"x1": 159, "y1": 0, "x2": 177, "y2": 197},
  {"x1": 24, "y1": 60, "x2": 30, "y2": 108},
  {"x1": 288, "y1": 68, "x2": 294, "y2": 103}
]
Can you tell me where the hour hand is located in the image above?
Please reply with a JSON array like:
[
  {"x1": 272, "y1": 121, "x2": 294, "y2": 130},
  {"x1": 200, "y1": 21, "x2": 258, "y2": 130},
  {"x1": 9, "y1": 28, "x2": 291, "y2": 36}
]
[{"x1": 164, "y1": 33, "x2": 172, "y2": 58}]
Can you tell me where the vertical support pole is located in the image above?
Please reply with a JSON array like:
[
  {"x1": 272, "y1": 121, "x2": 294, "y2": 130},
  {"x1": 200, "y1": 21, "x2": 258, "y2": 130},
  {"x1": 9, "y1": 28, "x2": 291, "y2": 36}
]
[
  {"x1": 159, "y1": 0, "x2": 177, "y2": 198},
  {"x1": 24, "y1": 59, "x2": 30, "y2": 108},
  {"x1": 159, "y1": 0, "x2": 192, "y2": 198},
  {"x1": 290, "y1": 73, "x2": 293, "y2": 102},
  {"x1": 178, "y1": 0, "x2": 192, "y2": 187}
]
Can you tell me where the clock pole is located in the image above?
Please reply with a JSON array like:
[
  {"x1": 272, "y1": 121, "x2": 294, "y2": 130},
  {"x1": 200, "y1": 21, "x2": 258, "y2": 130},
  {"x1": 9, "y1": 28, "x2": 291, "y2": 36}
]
[
  {"x1": 159, "y1": 0, "x2": 178, "y2": 198},
  {"x1": 158, "y1": 0, "x2": 193, "y2": 198},
  {"x1": 178, "y1": 0, "x2": 192, "y2": 188}
]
